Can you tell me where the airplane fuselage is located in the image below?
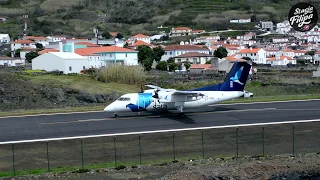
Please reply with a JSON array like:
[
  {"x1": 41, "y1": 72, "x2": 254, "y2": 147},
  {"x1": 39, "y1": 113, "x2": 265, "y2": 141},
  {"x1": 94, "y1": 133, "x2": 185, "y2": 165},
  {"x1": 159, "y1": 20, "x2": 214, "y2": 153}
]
[{"x1": 105, "y1": 91, "x2": 244, "y2": 113}]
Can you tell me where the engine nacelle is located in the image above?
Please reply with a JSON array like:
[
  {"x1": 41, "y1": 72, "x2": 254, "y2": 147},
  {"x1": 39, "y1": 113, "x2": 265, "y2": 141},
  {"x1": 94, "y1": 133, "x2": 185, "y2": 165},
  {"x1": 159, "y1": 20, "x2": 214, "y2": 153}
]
[
  {"x1": 143, "y1": 89, "x2": 155, "y2": 93},
  {"x1": 157, "y1": 91, "x2": 174, "y2": 102}
]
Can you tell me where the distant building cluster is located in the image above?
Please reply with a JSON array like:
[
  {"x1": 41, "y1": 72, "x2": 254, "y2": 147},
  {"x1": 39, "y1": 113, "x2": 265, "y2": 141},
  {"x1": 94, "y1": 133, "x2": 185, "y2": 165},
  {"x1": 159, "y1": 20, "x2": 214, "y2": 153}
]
[
  {"x1": 229, "y1": 18, "x2": 251, "y2": 23},
  {"x1": 1, "y1": 20, "x2": 320, "y2": 74}
]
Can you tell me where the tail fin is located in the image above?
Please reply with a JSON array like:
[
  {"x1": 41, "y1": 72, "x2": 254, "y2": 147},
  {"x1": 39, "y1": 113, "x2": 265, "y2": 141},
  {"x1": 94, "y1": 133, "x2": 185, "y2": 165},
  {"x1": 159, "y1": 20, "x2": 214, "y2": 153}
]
[
  {"x1": 219, "y1": 60, "x2": 251, "y2": 91},
  {"x1": 191, "y1": 60, "x2": 252, "y2": 91}
]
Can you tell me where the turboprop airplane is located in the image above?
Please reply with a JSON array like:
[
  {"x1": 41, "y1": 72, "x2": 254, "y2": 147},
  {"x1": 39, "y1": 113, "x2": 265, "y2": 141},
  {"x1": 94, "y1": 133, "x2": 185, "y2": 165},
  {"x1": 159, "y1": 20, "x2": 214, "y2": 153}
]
[{"x1": 104, "y1": 60, "x2": 252, "y2": 118}]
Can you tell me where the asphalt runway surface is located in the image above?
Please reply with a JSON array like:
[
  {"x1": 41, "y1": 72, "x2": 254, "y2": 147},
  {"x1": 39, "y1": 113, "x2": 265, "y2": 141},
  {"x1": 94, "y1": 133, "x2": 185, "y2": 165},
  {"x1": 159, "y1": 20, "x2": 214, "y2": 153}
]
[{"x1": 0, "y1": 99, "x2": 320, "y2": 143}]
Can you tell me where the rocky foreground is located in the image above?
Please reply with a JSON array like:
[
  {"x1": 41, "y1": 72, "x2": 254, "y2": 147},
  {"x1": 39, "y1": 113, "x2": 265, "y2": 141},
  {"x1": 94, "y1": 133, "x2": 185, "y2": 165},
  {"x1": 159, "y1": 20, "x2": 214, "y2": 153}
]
[
  {"x1": 0, "y1": 71, "x2": 117, "y2": 111},
  {"x1": 2, "y1": 153, "x2": 320, "y2": 180}
]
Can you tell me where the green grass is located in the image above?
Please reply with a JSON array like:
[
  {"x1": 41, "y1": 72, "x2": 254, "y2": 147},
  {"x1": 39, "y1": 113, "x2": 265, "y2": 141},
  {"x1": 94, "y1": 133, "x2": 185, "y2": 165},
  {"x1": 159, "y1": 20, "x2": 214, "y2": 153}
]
[
  {"x1": 0, "y1": 156, "x2": 220, "y2": 178},
  {"x1": 24, "y1": 74, "x2": 139, "y2": 95}
]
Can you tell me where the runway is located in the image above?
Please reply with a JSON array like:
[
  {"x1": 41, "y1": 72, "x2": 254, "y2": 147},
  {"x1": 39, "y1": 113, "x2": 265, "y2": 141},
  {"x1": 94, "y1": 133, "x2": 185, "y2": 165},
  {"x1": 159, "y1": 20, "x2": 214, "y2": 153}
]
[{"x1": 0, "y1": 99, "x2": 320, "y2": 143}]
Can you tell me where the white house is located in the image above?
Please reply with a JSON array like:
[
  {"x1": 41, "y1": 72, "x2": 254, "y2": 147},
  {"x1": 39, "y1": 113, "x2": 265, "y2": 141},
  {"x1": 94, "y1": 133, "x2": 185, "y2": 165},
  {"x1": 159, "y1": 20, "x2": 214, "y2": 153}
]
[
  {"x1": 11, "y1": 39, "x2": 36, "y2": 52},
  {"x1": 169, "y1": 27, "x2": 192, "y2": 37},
  {"x1": 46, "y1": 36, "x2": 67, "y2": 43},
  {"x1": 162, "y1": 45, "x2": 210, "y2": 61},
  {"x1": 276, "y1": 20, "x2": 291, "y2": 34},
  {"x1": 173, "y1": 52, "x2": 214, "y2": 64},
  {"x1": 23, "y1": 36, "x2": 50, "y2": 47},
  {"x1": 225, "y1": 47, "x2": 240, "y2": 56},
  {"x1": 32, "y1": 52, "x2": 89, "y2": 74},
  {"x1": 75, "y1": 46, "x2": 138, "y2": 67},
  {"x1": 260, "y1": 21, "x2": 273, "y2": 30},
  {"x1": 0, "y1": 34, "x2": 10, "y2": 44},
  {"x1": 265, "y1": 49, "x2": 279, "y2": 58},
  {"x1": 267, "y1": 55, "x2": 296, "y2": 66},
  {"x1": 272, "y1": 38, "x2": 289, "y2": 44},
  {"x1": 235, "y1": 47, "x2": 267, "y2": 64},
  {"x1": 128, "y1": 34, "x2": 151, "y2": 44},
  {"x1": 313, "y1": 51, "x2": 320, "y2": 65},
  {"x1": 0, "y1": 56, "x2": 24, "y2": 66}
]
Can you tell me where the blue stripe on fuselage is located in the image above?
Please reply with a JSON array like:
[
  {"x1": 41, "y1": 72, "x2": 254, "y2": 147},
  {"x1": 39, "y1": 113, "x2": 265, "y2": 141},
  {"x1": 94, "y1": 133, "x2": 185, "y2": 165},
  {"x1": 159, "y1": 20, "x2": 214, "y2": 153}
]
[{"x1": 126, "y1": 93, "x2": 153, "y2": 112}]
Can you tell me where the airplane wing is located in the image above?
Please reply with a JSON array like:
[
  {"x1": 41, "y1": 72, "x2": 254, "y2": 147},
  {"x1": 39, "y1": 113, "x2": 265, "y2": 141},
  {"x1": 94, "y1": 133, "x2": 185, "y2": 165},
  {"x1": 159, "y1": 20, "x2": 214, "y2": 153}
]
[
  {"x1": 159, "y1": 90, "x2": 205, "y2": 103},
  {"x1": 172, "y1": 91, "x2": 205, "y2": 97},
  {"x1": 145, "y1": 85, "x2": 165, "y2": 90}
]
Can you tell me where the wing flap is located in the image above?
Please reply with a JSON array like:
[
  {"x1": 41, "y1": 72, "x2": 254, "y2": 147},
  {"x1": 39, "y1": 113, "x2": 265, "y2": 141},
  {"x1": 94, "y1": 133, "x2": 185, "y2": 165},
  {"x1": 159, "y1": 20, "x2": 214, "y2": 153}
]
[
  {"x1": 159, "y1": 91, "x2": 205, "y2": 103},
  {"x1": 145, "y1": 85, "x2": 164, "y2": 90},
  {"x1": 172, "y1": 91, "x2": 205, "y2": 97}
]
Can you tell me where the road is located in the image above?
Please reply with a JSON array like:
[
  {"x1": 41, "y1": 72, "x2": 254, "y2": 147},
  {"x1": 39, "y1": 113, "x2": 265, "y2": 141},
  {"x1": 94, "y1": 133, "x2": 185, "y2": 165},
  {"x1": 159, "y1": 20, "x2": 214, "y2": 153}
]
[{"x1": 0, "y1": 99, "x2": 320, "y2": 143}]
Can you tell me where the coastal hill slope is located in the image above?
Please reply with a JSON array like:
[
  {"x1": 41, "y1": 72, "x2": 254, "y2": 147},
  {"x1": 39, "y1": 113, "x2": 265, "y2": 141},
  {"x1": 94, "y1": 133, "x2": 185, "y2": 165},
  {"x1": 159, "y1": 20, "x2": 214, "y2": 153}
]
[{"x1": 0, "y1": 0, "x2": 318, "y2": 38}]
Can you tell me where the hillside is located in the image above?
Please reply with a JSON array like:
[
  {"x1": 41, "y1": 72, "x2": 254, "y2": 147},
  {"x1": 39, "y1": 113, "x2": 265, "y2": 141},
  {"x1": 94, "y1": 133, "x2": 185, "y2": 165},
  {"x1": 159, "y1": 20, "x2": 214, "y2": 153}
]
[
  {"x1": 0, "y1": 0, "x2": 318, "y2": 39},
  {"x1": 0, "y1": 68, "x2": 139, "y2": 111}
]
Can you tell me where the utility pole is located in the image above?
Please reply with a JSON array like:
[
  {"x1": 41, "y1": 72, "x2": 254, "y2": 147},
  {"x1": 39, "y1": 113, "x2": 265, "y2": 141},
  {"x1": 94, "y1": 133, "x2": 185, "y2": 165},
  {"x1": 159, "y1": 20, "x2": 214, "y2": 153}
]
[{"x1": 23, "y1": 15, "x2": 28, "y2": 36}]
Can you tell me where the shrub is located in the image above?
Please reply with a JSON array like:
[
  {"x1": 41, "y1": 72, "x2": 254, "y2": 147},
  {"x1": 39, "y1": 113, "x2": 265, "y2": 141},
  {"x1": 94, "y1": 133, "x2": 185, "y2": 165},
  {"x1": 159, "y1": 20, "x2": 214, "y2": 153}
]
[
  {"x1": 156, "y1": 61, "x2": 167, "y2": 71},
  {"x1": 97, "y1": 64, "x2": 146, "y2": 85}
]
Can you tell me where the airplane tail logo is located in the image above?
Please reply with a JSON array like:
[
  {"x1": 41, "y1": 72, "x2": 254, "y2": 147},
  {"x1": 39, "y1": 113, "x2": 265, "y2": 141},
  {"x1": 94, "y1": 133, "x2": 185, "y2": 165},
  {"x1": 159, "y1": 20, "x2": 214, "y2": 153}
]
[{"x1": 220, "y1": 61, "x2": 251, "y2": 91}]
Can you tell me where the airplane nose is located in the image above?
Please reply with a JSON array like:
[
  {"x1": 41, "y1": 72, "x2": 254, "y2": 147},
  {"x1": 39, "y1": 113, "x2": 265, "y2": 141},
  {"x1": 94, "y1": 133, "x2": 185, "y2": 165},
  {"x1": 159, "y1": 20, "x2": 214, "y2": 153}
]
[{"x1": 104, "y1": 104, "x2": 114, "y2": 112}]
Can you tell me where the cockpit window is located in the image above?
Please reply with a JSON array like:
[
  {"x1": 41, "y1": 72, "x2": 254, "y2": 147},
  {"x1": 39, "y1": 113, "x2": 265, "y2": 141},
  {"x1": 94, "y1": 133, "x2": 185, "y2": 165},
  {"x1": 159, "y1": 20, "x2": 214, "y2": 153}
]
[
  {"x1": 117, "y1": 97, "x2": 124, "y2": 101},
  {"x1": 117, "y1": 97, "x2": 131, "y2": 101}
]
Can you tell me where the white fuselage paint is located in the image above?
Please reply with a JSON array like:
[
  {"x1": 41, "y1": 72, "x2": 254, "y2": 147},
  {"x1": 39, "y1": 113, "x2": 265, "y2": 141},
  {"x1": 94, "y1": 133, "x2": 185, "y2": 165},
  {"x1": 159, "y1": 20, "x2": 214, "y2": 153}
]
[{"x1": 104, "y1": 91, "x2": 244, "y2": 113}]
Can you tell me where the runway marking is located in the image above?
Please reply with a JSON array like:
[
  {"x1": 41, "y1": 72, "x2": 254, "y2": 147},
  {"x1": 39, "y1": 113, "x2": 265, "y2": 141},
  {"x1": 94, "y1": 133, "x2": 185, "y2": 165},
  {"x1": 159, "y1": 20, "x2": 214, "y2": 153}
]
[
  {"x1": 1, "y1": 118, "x2": 320, "y2": 145},
  {"x1": 1, "y1": 99, "x2": 319, "y2": 119},
  {"x1": 209, "y1": 99, "x2": 320, "y2": 106},
  {"x1": 39, "y1": 108, "x2": 276, "y2": 125}
]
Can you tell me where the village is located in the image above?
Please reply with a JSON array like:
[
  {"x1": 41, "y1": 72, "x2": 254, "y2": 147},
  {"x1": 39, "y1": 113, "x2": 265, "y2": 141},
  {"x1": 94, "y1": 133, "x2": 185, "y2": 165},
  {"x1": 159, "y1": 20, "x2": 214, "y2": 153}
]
[{"x1": 0, "y1": 19, "x2": 320, "y2": 75}]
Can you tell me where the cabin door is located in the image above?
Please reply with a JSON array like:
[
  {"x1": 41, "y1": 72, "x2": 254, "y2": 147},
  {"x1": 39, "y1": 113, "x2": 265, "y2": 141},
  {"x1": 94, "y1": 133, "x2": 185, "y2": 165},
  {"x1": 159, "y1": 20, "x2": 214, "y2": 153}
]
[{"x1": 138, "y1": 95, "x2": 145, "y2": 110}]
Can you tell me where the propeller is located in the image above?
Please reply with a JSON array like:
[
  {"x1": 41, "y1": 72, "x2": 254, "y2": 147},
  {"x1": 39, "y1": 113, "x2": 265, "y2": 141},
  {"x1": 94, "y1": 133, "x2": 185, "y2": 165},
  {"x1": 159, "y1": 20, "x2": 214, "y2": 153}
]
[
  {"x1": 145, "y1": 85, "x2": 163, "y2": 99},
  {"x1": 152, "y1": 89, "x2": 160, "y2": 99}
]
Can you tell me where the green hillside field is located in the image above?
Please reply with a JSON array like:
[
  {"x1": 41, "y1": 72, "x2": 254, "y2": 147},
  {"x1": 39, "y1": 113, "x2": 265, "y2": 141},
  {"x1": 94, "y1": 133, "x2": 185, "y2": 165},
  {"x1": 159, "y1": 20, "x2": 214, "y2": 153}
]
[{"x1": 0, "y1": 0, "x2": 318, "y2": 39}]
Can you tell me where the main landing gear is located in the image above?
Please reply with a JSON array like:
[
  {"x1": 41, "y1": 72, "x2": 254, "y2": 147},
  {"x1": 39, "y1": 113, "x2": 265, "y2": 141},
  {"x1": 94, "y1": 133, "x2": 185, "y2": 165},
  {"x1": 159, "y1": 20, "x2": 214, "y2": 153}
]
[
  {"x1": 114, "y1": 113, "x2": 119, "y2": 118},
  {"x1": 177, "y1": 106, "x2": 185, "y2": 118}
]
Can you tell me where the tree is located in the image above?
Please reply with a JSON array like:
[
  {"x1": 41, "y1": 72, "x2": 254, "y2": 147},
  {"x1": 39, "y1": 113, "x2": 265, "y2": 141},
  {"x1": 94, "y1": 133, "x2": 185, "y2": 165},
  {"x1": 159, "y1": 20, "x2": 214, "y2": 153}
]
[
  {"x1": 35, "y1": 43, "x2": 44, "y2": 50},
  {"x1": 14, "y1": 48, "x2": 22, "y2": 58},
  {"x1": 213, "y1": 46, "x2": 228, "y2": 59},
  {"x1": 25, "y1": 51, "x2": 39, "y2": 63},
  {"x1": 184, "y1": 62, "x2": 191, "y2": 70},
  {"x1": 160, "y1": 35, "x2": 169, "y2": 41},
  {"x1": 242, "y1": 57, "x2": 252, "y2": 61},
  {"x1": 305, "y1": 50, "x2": 316, "y2": 56},
  {"x1": 101, "y1": 32, "x2": 111, "y2": 39},
  {"x1": 116, "y1": 33, "x2": 124, "y2": 39},
  {"x1": 156, "y1": 61, "x2": 167, "y2": 71},
  {"x1": 137, "y1": 45, "x2": 154, "y2": 64},
  {"x1": 143, "y1": 58, "x2": 153, "y2": 71},
  {"x1": 153, "y1": 46, "x2": 165, "y2": 62},
  {"x1": 167, "y1": 57, "x2": 177, "y2": 71}
]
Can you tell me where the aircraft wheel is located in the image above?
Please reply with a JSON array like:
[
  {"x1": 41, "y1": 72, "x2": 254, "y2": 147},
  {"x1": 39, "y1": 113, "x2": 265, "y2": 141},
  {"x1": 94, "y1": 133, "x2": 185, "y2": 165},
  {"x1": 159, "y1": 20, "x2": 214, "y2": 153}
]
[
  {"x1": 179, "y1": 112, "x2": 185, "y2": 118},
  {"x1": 114, "y1": 114, "x2": 119, "y2": 118}
]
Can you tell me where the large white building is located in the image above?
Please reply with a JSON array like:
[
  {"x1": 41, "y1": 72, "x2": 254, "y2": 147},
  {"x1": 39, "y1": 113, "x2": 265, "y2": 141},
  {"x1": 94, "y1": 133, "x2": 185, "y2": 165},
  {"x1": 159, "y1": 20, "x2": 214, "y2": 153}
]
[
  {"x1": 235, "y1": 47, "x2": 267, "y2": 64},
  {"x1": 162, "y1": 45, "x2": 210, "y2": 61},
  {"x1": 75, "y1": 46, "x2": 139, "y2": 67},
  {"x1": 128, "y1": 34, "x2": 151, "y2": 44},
  {"x1": 32, "y1": 52, "x2": 89, "y2": 74}
]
